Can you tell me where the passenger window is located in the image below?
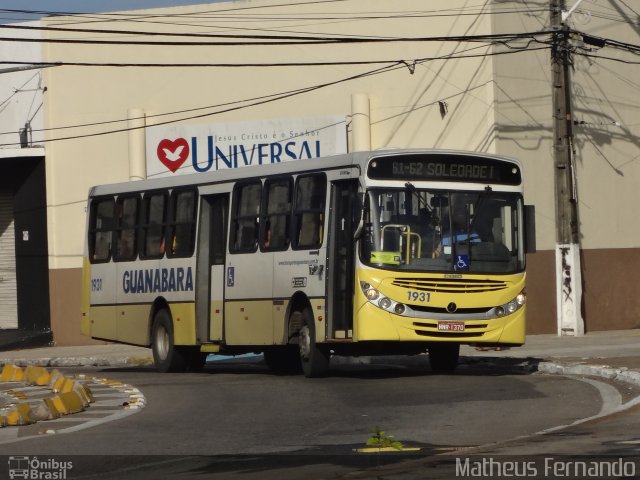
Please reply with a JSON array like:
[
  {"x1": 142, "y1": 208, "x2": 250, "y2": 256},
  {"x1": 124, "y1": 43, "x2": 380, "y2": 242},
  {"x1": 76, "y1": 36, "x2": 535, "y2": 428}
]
[
  {"x1": 114, "y1": 196, "x2": 139, "y2": 262},
  {"x1": 231, "y1": 182, "x2": 261, "y2": 253},
  {"x1": 293, "y1": 174, "x2": 326, "y2": 249},
  {"x1": 89, "y1": 198, "x2": 116, "y2": 263},
  {"x1": 141, "y1": 192, "x2": 167, "y2": 259},
  {"x1": 261, "y1": 178, "x2": 292, "y2": 251},
  {"x1": 167, "y1": 190, "x2": 197, "y2": 258}
]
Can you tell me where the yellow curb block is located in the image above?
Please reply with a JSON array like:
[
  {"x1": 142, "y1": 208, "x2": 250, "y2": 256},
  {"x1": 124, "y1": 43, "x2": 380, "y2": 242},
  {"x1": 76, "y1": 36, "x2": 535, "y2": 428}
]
[
  {"x1": 1, "y1": 364, "x2": 24, "y2": 382},
  {"x1": 50, "y1": 391, "x2": 86, "y2": 414},
  {"x1": 3, "y1": 402, "x2": 33, "y2": 426},
  {"x1": 24, "y1": 366, "x2": 51, "y2": 386},
  {"x1": 51, "y1": 374, "x2": 67, "y2": 393},
  {"x1": 59, "y1": 377, "x2": 77, "y2": 394},
  {"x1": 74, "y1": 382, "x2": 95, "y2": 404},
  {"x1": 31, "y1": 397, "x2": 62, "y2": 421}
]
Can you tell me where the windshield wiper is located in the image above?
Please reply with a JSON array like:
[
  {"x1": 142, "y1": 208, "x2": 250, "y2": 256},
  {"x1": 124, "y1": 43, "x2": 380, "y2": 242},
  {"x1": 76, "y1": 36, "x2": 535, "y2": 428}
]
[
  {"x1": 404, "y1": 182, "x2": 433, "y2": 214},
  {"x1": 470, "y1": 186, "x2": 493, "y2": 231}
]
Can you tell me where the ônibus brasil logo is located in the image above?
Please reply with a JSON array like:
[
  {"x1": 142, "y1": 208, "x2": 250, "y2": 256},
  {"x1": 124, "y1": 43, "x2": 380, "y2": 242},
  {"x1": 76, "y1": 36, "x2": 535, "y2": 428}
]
[{"x1": 8, "y1": 456, "x2": 73, "y2": 479}]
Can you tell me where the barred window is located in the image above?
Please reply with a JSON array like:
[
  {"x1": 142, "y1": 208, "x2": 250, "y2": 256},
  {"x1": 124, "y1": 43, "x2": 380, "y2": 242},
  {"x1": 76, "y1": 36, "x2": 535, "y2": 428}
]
[
  {"x1": 231, "y1": 182, "x2": 261, "y2": 253},
  {"x1": 140, "y1": 192, "x2": 168, "y2": 259},
  {"x1": 167, "y1": 189, "x2": 197, "y2": 258},
  {"x1": 114, "y1": 196, "x2": 139, "y2": 261},
  {"x1": 293, "y1": 174, "x2": 326, "y2": 249},
  {"x1": 261, "y1": 178, "x2": 292, "y2": 251},
  {"x1": 88, "y1": 198, "x2": 116, "y2": 263}
]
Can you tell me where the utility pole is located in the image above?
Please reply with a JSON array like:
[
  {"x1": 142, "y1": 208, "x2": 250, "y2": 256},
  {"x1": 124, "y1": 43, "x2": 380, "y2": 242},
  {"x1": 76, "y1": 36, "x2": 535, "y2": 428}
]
[{"x1": 551, "y1": 0, "x2": 584, "y2": 336}]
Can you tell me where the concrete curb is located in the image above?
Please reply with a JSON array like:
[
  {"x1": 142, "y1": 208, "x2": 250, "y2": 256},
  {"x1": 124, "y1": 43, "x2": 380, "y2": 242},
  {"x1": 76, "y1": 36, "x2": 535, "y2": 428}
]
[
  {"x1": 0, "y1": 356, "x2": 154, "y2": 368},
  {"x1": 537, "y1": 361, "x2": 640, "y2": 386}
]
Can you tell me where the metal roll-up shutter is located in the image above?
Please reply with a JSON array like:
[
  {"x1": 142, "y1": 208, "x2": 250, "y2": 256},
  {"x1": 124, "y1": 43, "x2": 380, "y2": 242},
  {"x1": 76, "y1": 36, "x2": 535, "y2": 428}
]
[{"x1": 0, "y1": 190, "x2": 18, "y2": 329}]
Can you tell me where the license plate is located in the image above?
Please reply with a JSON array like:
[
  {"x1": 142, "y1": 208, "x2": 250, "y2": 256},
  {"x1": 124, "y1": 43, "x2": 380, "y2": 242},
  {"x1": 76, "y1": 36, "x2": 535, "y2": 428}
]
[{"x1": 437, "y1": 321, "x2": 465, "y2": 332}]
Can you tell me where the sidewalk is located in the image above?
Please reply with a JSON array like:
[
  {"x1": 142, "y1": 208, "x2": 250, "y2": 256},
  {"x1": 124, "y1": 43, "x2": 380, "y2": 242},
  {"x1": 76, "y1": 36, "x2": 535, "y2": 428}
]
[
  {"x1": 0, "y1": 329, "x2": 639, "y2": 375},
  {"x1": 0, "y1": 343, "x2": 154, "y2": 368}
]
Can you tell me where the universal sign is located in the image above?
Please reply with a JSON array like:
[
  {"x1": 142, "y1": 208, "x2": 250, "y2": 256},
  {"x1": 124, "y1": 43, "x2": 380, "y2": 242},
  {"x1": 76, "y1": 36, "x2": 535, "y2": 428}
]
[{"x1": 145, "y1": 116, "x2": 347, "y2": 178}]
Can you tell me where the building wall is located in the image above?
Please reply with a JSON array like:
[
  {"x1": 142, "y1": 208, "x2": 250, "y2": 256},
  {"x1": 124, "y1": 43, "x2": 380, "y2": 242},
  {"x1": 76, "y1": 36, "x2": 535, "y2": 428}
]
[{"x1": 36, "y1": 0, "x2": 640, "y2": 344}]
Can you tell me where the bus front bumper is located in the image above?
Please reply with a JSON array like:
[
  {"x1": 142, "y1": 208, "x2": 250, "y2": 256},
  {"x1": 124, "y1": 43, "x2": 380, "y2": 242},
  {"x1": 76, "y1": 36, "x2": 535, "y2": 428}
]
[{"x1": 354, "y1": 302, "x2": 526, "y2": 345}]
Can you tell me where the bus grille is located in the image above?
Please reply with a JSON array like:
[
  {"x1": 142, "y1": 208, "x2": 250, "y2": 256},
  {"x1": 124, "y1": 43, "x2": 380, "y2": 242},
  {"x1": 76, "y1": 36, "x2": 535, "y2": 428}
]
[{"x1": 392, "y1": 277, "x2": 507, "y2": 293}]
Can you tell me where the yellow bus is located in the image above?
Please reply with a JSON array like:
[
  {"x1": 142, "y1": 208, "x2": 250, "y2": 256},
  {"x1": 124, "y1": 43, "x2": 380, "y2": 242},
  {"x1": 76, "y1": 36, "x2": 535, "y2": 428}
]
[{"x1": 82, "y1": 149, "x2": 535, "y2": 376}]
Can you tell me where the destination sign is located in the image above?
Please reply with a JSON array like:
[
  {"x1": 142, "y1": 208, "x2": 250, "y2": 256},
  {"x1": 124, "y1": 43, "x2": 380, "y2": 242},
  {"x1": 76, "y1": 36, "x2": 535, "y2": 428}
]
[{"x1": 367, "y1": 154, "x2": 521, "y2": 185}]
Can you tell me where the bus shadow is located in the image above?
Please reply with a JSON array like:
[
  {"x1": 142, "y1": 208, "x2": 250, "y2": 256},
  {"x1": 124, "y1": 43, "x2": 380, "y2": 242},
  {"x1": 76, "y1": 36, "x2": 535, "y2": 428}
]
[{"x1": 100, "y1": 355, "x2": 545, "y2": 378}]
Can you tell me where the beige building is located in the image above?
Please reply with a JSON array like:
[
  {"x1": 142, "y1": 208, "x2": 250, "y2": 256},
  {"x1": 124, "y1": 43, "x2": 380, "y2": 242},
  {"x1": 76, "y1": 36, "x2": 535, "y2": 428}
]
[{"x1": 1, "y1": 0, "x2": 638, "y2": 346}]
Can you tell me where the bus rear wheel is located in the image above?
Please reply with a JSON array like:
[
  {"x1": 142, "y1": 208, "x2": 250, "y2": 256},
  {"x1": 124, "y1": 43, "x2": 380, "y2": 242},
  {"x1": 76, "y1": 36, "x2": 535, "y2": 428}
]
[
  {"x1": 151, "y1": 309, "x2": 187, "y2": 373},
  {"x1": 297, "y1": 307, "x2": 329, "y2": 378},
  {"x1": 428, "y1": 344, "x2": 460, "y2": 374}
]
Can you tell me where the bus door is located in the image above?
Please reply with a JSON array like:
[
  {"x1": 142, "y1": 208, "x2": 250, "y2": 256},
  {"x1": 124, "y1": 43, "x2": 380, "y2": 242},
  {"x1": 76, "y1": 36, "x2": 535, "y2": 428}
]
[
  {"x1": 195, "y1": 194, "x2": 229, "y2": 343},
  {"x1": 327, "y1": 180, "x2": 359, "y2": 339}
]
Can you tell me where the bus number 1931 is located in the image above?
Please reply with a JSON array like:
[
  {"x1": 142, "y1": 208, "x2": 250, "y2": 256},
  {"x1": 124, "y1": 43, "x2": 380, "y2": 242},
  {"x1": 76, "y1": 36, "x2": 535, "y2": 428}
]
[{"x1": 407, "y1": 291, "x2": 430, "y2": 302}]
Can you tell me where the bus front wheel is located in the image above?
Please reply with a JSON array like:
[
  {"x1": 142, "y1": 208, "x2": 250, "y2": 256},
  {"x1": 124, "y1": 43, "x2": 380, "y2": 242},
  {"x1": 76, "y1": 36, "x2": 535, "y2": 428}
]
[
  {"x1": 151, "y1": 309, "x2": 187, "y2": 373},
  {"x1": 428, "y1": 344, "x2": 460, "y2": 374},
  {"x1": 297, "y1": 307, "x2": 329, "y2": 378}
]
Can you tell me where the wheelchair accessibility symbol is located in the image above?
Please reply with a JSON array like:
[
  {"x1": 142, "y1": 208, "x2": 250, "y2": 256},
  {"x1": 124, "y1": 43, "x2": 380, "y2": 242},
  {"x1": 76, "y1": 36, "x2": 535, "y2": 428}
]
[{"x1": 454, "y1": 255, "x2": 469, "y2": 271}]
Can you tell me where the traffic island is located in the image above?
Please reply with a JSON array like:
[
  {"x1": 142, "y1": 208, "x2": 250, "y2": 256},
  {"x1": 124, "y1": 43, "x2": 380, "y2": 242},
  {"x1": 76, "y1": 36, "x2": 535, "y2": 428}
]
[{"x1": 0, "y1": 364, "x2": 94, "y2": 426}]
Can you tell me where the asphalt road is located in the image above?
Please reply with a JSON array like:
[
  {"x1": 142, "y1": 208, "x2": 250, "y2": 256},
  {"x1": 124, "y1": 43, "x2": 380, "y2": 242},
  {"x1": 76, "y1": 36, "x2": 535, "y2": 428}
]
[{"x1": 1, "y1": 358, "x2": 614, "y2": 479}]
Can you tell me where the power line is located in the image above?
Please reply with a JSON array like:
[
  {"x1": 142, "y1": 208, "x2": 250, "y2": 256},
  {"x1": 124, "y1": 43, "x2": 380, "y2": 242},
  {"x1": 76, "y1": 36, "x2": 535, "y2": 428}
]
[
  {"x1": 575, "y1": 52, "x2": 640, "y2": 65},
  {"x1": 0, "y1": 6, "x2": 549, "y2": 25},
  {"x1": 0, "y1": 62, "x2": 400, "y2": 147},
  {"x1": 0, "y1": 27, "x2": 553, "y2": 46},
  {"x1": 0, "y1": 41, "x2": 546, "y2": 139},
  {"x1": 0, "y1": 40, "x2": 549, "y2": 69},
  {"x1": 0, "y1": 41, "x2": 550, "y2": 146}
]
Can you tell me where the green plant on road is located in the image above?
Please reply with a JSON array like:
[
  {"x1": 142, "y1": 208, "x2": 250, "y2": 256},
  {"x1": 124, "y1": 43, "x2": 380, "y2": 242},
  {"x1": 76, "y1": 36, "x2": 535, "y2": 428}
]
[{"x1": 366, "y1": 426, "x2": 404, "y2": 451}]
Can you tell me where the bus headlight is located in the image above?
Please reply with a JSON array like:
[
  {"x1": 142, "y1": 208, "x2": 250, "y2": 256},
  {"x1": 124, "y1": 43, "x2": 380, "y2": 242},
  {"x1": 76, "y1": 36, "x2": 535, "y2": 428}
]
[
  {"x1": 361, "y1": 282, "x2": 380, "y2": 301},
  {"x1": 495, "y1": 290, "x2": 526, "y2": 318},
  {"x1": 360, "y1": 281, "x2": 406, "y2": 316}
]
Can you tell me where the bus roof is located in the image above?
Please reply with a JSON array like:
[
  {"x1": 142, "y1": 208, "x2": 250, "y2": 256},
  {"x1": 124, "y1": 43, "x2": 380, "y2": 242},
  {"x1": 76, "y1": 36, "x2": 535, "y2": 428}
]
[{"x1": 88, "y1": 149, "x2": 521, "y2": 197}]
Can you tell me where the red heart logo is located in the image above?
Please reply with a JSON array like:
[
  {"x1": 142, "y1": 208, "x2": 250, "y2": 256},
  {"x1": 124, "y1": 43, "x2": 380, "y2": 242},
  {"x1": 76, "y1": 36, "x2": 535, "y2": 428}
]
[{"x1": 157, "y1": 138, "x2": 190, "y2": 173}]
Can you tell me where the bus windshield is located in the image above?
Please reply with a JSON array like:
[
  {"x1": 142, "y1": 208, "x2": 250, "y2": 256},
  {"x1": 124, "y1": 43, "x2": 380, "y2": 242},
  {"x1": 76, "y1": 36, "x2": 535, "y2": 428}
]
[{"x1": 361, "y1": 188, "x2": 525, "y2": 274}]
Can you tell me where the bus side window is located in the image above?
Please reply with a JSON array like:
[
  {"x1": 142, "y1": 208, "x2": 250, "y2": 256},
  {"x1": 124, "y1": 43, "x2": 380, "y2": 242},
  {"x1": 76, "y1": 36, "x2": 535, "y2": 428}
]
[
  {"x1": 231, "y1": 181, "x2": 261, "y2": 253},
  {"x1": 141, "y1": 192, "x2": 167, "y2": 258},
  {"x1": 167, "y1": 189, "x2": 197, "y2": 258},
  {"x1": 261, "y1": 177, "x2": 292, "y2": 251},
  {"x1": 89, "y1": 197, "x2": 116, "y2": 263},
  {"x1": 114, "y1": 195, "x2": 139, "y2": 261},
  {"x1": 294, "y1": 174, "x2": 326, "y2": 249}
]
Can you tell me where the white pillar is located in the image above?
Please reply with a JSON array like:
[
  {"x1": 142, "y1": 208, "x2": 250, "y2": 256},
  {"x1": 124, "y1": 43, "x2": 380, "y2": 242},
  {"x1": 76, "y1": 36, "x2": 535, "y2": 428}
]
[
  {"x1": 555, "y1": 243, "x2": 584, "y2": 336},
  {"x1": 350, "y1": 93, "x2": 371, "y2": 152},
  {"x1": 128, "y1": 108, "x2": 146, "y2": 181}
]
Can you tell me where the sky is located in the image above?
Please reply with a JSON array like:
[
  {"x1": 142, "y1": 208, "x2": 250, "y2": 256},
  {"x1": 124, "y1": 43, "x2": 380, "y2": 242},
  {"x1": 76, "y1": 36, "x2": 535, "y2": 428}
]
[{"x1": 0, "y1": 1, "x2": 229, "y2": 23}]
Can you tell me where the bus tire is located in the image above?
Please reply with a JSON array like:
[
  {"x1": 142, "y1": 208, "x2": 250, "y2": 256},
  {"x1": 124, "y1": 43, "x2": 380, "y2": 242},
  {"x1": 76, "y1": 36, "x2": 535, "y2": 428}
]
[
  {"x1": 297, "y1": 307, "x2": 329, "y2": 378},
  {"x1": 151, "y1": 309, "x2": 187, "y2": 373},
  {"x1": 428, "y1": 344, "x2": 460, "y2": 374}
]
